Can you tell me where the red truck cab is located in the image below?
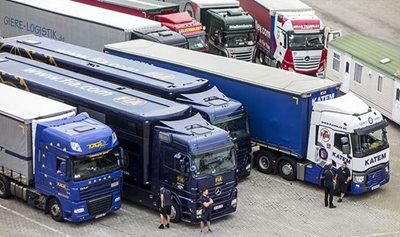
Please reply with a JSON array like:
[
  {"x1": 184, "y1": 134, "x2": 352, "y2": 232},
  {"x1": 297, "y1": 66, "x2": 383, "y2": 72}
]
[{"x1": 157, "y1": 12, "x2": 208, "y2": 52}]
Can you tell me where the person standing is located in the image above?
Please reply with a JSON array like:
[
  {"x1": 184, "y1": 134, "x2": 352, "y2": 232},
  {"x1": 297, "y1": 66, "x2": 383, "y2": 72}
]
[
  {"x1": 200, "y1": 189, "x2": 214, "y2": 233},
  {"x1": 337, "y1": 162, "x2": 351, "y2": 203},
  {"x1": 158, "y1": 187, "x2": 172, "y2": 229},
  {"x1": 321, "y1": 162, "x2": 336, "y2": 208}
]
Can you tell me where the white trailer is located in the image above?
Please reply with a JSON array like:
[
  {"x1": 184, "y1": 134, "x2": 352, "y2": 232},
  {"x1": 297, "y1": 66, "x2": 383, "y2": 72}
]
[
  {"x1": 0, "y1": 0, "x2": 187, "y2": 51},
  {"x1": 0, "y1": 84, "x2": 76, "y2": 186}
]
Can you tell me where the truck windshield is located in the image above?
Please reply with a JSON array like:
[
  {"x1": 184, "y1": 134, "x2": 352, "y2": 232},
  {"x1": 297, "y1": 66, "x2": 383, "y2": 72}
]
[
  {"x1": 187, "y1": 33, "x2": 207, "y2": 51},
  {"x1": 192, "y1": 147, "x2": 235, "y2": 177},
  {"x1": 288, "y1": 32, "x2": 324, "y2": 50},
  {"x1": 73, "y1": 147, "x2": 120, "y2": 182},
  {"x1": 350, "y1": 129, "x2": 389, "y2": 157},
  {"x1": 225, "y1": 33, "x2": 255, "y2": 47},
  {"x1": 215, "y1": 116, "x2": 249, "y2": 140}
]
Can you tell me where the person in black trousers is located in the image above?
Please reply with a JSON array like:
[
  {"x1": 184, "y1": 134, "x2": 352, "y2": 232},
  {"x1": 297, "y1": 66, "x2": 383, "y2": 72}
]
[
  {"x1": 321, "y1": 162, "x2": 336, "y2": 208},
  {"x1": 337, "y1": 162, "x2": 351, "y2": 203},
  {"x1": 158, "y1": 187, "x2": 172, "y2": 229}
]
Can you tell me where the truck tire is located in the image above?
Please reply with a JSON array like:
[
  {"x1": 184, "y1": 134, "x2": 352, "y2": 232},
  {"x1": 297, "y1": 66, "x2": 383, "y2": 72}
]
[
  {"x1": 278, "y1": 157, "x2": 297, "y2": 181},
  {"x1": 255, "y1": 150, "x2": 276, "y2": 174},
  {"x1": 0, "y1": 176, "x2": 10, "y2": 199},
  {"x1": 49, "y1": 198, "x2": 64, "y2": 222},
  {"x1": 170, "y1": 200, "x2": 181, "y2": 223},
  {"x1": 276, "y1": 62, "x2": 282, "y2": 69}
]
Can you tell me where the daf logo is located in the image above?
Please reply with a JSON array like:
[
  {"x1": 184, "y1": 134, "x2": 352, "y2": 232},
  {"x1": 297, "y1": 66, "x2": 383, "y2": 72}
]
[
  {"x1": 368, "y1": 117, "x2": 374, "y2": 124},
  {"x1": 215, "y1": 187, "x2": 222, "y2": 196},
  {"x1": 304, "y1": 56, "x2": 310, "y2": 62}
]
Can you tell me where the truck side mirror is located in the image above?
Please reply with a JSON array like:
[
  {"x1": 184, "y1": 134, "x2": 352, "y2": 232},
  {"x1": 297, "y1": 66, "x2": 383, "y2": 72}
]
[
  {"x1": 341, "y1": 137, "x2": 350, "y2": 155},
  {"x1": 174, "y1": 153, "x2": 182, "y2": 160},
  {"x1": 116, "y1": 147, "x2": 126, "y2": 167}
]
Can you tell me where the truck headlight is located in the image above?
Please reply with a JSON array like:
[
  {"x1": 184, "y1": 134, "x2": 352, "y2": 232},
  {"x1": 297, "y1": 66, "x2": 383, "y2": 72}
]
[
  {"x1": 385, "y1": 166, "x2": 389, "y2": 173},
  {"x1": 114, "y1": 196, "x2": 121, "y2": 202},
  {"x1": 353, "y1": 175, "x2": 365, "y2": 183},
  {"x1": 112, "y1": 132, "x2": 118, "y2": 144},
  {"x1": 70, "y1": 142, "x2": 82, "y2": 152},
  {"x1": 111, "y1": 180, "x2": 119, "y2": 188},
  {"x1": 231, "y1": 198, "x2": 237, "y2": 207},
  {"x1": 73, "y1": 208, "x2": 85, "y2": 214}
]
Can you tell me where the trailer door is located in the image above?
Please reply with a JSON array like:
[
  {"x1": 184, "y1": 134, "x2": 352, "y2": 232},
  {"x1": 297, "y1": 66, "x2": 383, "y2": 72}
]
[{"x1": 392, "y1": 80, "x2": 400, "y2": 124}]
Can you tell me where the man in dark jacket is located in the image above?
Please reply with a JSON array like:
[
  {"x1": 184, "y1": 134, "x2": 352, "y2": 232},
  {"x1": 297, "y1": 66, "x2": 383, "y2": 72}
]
[
  {"x1": 321, "y1": 161, "x2": 336, "y2": 208},
  {"x1": 337, "y1": 162, "x2": 351, "y2": 203},
  {"x1": 159, "y1": 187, "x2": 172, "y2": 229},
  {"x1": 200, "y1": 189, "x2": 214, "y2": 233}
]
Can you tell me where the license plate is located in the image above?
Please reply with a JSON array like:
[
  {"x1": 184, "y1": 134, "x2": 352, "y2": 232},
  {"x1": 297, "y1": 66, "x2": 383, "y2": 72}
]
[
  {"x1": 213, "y1": 204, "x2": 223, "y2": 210},
  {"x1": 371, "y1": 184, "x2": 380, "y2": 190},
  {"x1": 95, "y1": 213, "x2": 106, "y2": 219}
]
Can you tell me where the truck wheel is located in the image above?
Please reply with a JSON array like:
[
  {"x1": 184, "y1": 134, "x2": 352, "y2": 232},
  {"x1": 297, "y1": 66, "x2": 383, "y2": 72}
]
[
  {"x1": 276, "y1": 62, "x2": 282, "y2": 69},
  {"x1": 170, "y1": 200, "x2": 181, "y2": 223},
  {"x1": 0, "y1": 176, "x2": 10, "y2": 199},
  {"x1": 278, "y1": 157, "x2": 297, "y2": 181},
  {"x1": 255, "y1": 151, "x2": 276, "y2": 174},
  {"x1": 49, "y1": 198, "x2": 64, "y2": 222}
]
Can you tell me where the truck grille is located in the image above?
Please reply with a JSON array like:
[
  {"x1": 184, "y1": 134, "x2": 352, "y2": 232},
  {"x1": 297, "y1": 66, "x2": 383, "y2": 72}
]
[
  {"x1": 79, "y1": 179, "x2": 119, "y2": 200},
  {"x1": 367, "y1": 168, "x2": 386, "y2": 187},
  {"x1": 208, "y1": 182, "x2": 235, "y2": 204},
  {"x1": 228, "y1": 47, "x2": 254, "y2": 62},
  {"x1": 87, "y1": 194, "x2": 112, "y2": 216},
  {"x1": 293, "y1": 56, "x2": 320, "y2": 70}
]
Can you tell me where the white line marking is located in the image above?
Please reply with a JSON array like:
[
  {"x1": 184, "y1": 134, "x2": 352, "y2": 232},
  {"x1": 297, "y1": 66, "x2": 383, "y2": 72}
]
[
  {"x1": 0, "y1": 204, "x2": 69, "y2": 237},
  {"x1": 366, "y1": 231, "x2": 400, "y2": 237}
]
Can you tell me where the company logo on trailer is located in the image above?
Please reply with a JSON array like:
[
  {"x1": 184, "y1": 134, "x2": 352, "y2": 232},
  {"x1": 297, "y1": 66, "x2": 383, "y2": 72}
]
[
  {"x1": 320, "y1": 129, "x2": 331, "y2": 142},
  {"x1": 312, "y1": 93, "x2": 335, "y2": 105},
  {"x1": 113, "y1": 96, "x2": 147, "y2": 106}
]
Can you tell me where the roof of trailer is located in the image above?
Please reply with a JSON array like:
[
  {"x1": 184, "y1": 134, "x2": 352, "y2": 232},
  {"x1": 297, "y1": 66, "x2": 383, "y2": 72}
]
[
  {"x1": 9, "y1": 0, "x2": 161, "y2": 31},
  {"x1": 104, "y1": 40, "x2": 340, "y2": 96}
]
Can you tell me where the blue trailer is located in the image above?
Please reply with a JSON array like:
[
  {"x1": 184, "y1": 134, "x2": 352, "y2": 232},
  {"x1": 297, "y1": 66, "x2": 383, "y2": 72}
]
[
  {"x1": 0, "y1": 84, "x2": 123, "y2": 222},
  {"x1": 103, "y1": 40, "x2": 391, "y2": 195},
  {"x1": 0, "y1": 34, "x2": 252, "y2": 180},
  {"x1": 0, "y1": 53, "x2": 238, "y2": 222}
]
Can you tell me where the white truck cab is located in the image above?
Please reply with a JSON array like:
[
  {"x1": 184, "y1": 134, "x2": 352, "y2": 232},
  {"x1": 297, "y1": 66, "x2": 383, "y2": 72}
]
[{"x1": 307, "y1": 93, "x2": 389, "y2": 194}]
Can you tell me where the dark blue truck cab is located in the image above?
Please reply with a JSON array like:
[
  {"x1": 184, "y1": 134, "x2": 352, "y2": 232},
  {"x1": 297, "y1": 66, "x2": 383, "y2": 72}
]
[
  {"x1": 0, "y1": 53, "x2": 238, "y2": 223},
  {"x1": 0, "y1": 34, "x2": 251, "y2": 180}
]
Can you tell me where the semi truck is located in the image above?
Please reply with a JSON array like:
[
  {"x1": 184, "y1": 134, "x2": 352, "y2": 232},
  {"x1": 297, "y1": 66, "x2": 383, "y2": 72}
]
[
  {"x1": 0, "y1": 34, "x2": 252, "y2": 180},
  {"x1": 0, "y1": 84, "x2": 123, "y2": 222},
  {"x1": 0, "y1": 53, "x2": 238, "y2": 223},
  {"x1": 158, "y1": 0, "x2": 256, "y2": 61},
  {"x1": 0, "y1": 0, "x2": 188, "y2": 51},
  {"x1": 104, "y1": 40, "x2": 391, "y2": 195},
  {"x1": 73, "y1": 0, "x2": 208, "y2": 52},
  {"x1": 238, "y1": 0, "x2": 327, "y2": 77}
]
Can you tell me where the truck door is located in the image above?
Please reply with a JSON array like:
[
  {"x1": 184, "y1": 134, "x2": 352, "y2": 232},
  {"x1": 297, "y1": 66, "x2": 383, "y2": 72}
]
[
  {"x1": 392, "y1": 80, "x2": 400, "y2": 124},
  {"x1": 275, "y1": 28, "x2": 286, "y2": 66},
  {"x1": 341, "y1": 54, "x2": 352, "y2": 93},
  {"x1": 330, "y1": 132, "x2": 352, "y2": 169}
]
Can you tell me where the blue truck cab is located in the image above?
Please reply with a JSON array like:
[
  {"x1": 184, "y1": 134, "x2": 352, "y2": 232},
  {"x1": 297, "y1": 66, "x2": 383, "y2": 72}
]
[
  {"x1": 147, "y1": 114, "x2": 238, "y2": 222},
  {"x1": 0, "y1": 34, "x2": 252, "y2": 179},
  {"x1": 35, "y1": 113, "x2": 123, "y2": 222},
  {"x1": 0, "y1": 53, "x2": 238, "y2": 223}
]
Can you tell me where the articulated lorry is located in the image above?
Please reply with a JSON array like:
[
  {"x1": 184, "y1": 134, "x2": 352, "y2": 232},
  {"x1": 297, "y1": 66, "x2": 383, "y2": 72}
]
[
  {"x1": 73, "y1": 0, "x2": 208, "y2": 52},
  {"x1": 158, "y1": 0, "x2": 256, "y2": 61},
  {"x1": 239, "y1": 0, "x2": 327, "y2": 77},
  {"x1": 0, "y1": 0, "x2": 187, "y2": 51},
  {"x1": 0, "y1": 53, "x2": 238, "y2": 222},
  {"x1": 0, "y1": 84, "x2": 123, "y2": 222},
  {"x1": 0, "y1": 34, "x2": 252, "y2": 180},
  {"x1": 105, "y1": 40, "x2": 391, "y2": 195}
]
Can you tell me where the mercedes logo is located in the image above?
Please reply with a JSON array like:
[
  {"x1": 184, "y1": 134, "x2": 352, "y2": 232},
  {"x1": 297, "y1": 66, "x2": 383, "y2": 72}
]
[
  {"x1": 215, "y1": 187, "x2": 222, "y2": 196},
  {"x1": 304, "y1": 56, "x2": 310, "y2": 62}
]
